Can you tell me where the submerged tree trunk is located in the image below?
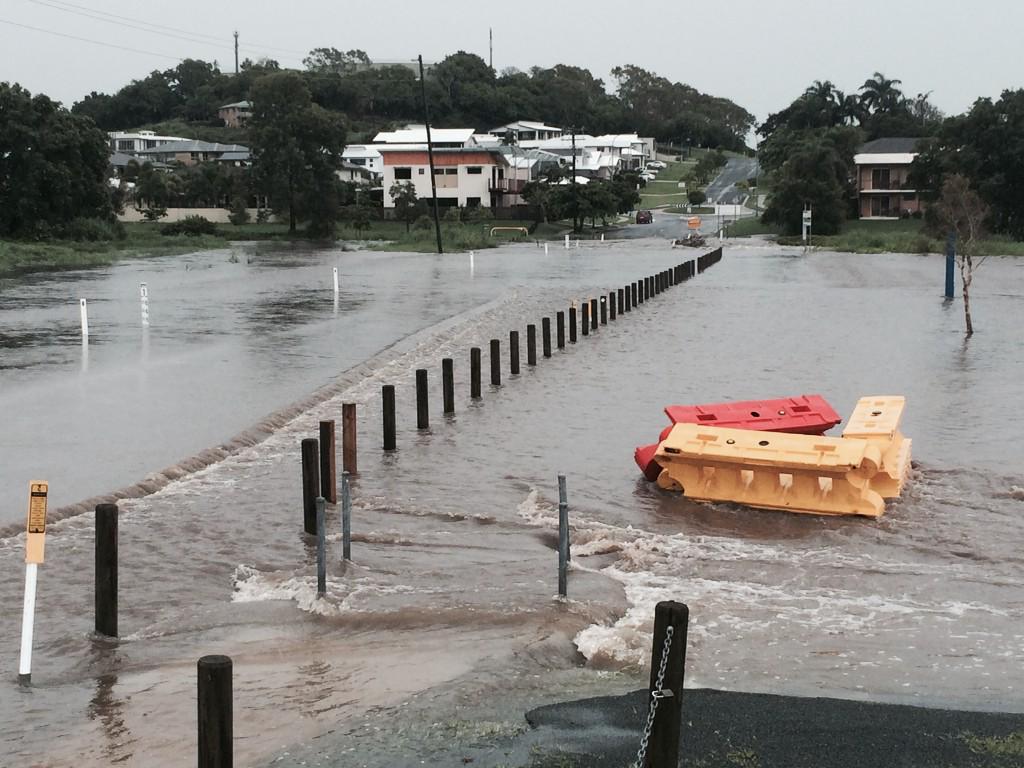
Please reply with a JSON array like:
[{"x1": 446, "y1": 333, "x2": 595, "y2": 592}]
[{"x1": 960, "y1": 254, "x2": 974, "y2": 337}]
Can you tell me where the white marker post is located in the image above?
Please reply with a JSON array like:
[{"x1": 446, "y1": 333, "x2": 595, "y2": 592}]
[
  {"x1": 332, "y1": 267, "x2": 339, "y2": 295},
  {"x1": 139, "y1": 282, "x2": 149, "y2": 326},
  {"x1": 544, "y1": 242, "x2": 549, "y2": 255},
  {"x1": 19, "y1": 481, "x2": 47, "y2": 686},
  {"x1": 469, "y1": 251, "x2": 475, "y2": 273},
  {"x1": 79, "y1": 299, "x2": 89, "y2": 337},
  {"x1": 564, "y1": 234, "x2": 570, "y2": 250}
]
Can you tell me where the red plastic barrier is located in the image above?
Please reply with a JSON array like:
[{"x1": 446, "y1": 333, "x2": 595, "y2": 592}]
[
  {"x1": 634, "y1": 443, "x2": 663, "y2": 482},
  {"x1": 664, "y1": 395, "x2": 841, "y2": 435}
]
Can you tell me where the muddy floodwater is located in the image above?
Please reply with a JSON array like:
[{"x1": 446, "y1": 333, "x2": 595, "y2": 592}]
[{"x1": 0, "y1": 239, "x2": 1022, "y2": 767}]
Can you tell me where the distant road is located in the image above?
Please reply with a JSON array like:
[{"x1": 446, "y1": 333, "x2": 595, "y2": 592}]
[{"x1": 704, "y1": 156, "x2": 760, "y2": 205}]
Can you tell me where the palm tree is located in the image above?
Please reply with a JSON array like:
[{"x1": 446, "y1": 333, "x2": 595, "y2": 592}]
[{"x1": 859, "y1": 72, "x2": 904, "y2": 114}]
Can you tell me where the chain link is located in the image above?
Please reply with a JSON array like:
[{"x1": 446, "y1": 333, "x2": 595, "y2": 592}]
[{"x1": 633, "y1": 624, "x2": 674, "y2": 768}]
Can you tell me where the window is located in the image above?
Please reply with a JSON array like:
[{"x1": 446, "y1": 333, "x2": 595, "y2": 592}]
[
  {"x1": 466, "y1": 166, "x2": 482, "y2": 175},
  {"x1": 418, "y1": 168, "x2": 425, "y2": 174},
  {"x1": 117, "y1": 140, "x2": 134, "y2": 151},
  {"x1": 871, "y1": 168, "x2": 891, "y2": 189},
  {"x1": 394, "y1": 167, "x2": 412, "y2": 179},
  {"x1": 350, "y1": 158, "x2": 366, "y2": 166}
]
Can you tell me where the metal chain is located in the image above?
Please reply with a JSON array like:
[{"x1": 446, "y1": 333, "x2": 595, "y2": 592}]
[{"x1": 633, "y1": 625, "x2": 674, "y2": 768}]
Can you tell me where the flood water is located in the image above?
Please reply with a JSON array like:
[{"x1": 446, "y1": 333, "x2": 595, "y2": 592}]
[{"x1": 1, "y1": 239, "x2": 1022, "y2": 767}]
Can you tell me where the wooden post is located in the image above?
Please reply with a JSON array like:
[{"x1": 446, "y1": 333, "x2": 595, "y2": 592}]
[
  {"x1": 342, "y1": 403, "x2": 357, "y2": 475},
  {"x1": 316, "y1": 497, "x2": 326, "y2": 597},
  {"x1": 609, "y1": 291, "x2": 616, "y2": 320},
  {"x1": 590, "y1": 298, "x2": 598, "y2": 331},
  {"x1": 625, "y1": 285, "x2": 631, "y2": 312},
  {"x1": 382, "y1": 385, "x2": 396, "y2": 451},
  {"x1": 442, "y1": 358, "x2": 455, "y2": 413},
  {"x1": 301, "y1": 438, "x2": 319, "y2": 535},
  {"x1": 341, "y1": 471, "x2": 352, "y2": 561},
  {"x1": 643, "y1": 601, "x2": 690, "y2": 768},
  {"x1": 599, "y1": 296, "x2": 607, "y2": 325},
  {"x1": 541, "y1": 317, "x2": 552, "y2": 358},
  {"x1": 470, "y1": 347, "x2": 481, "y2": 398},
  {"x1": 490, "y1": 339, "x2": 501, "y2": 386},
  {"x1": 509, "y1": 330, "x2": 520, "y2": 375},
  {"x1": 527, "y1": 324, "x2": 537, "y2": 366},
  {"x1": 197, "y1": 655, "x2": 232, "y2": 768},
  {"x1": 581, "y1": 303, "x2": 589, "y2": 336},
  {"x1": 318, "y1": 420, "x2": 336, "y2": 503},
  {"x1": 617, "y1": 288, "x2": 624, "y2": 315},
  {"x1": 415, "y1": 369, "x2": 429, "y2": 430},
  {"x1": 95, "y1": 503, "x2": 117, "y2": 638},
  {"x1": 569, "y1": 305, "x2": 578, "y2": 343},
  {"x1": 632, "y1": 281, "x2": 639, "y2": 306},
  {"x1": 556, "y1": 311, "x2": 565, "y2": 349}
]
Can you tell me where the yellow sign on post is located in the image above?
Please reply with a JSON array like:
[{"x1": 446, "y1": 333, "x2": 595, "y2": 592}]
[{"x1": 26, "y1": 481, "x2": 47, "y2": 564}]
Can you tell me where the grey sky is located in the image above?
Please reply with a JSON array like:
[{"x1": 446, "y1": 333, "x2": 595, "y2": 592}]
[{"x1": 1, "y1": 0, "x2": 1020, "y2": 130}]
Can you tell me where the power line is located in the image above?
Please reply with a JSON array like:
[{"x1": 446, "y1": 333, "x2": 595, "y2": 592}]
[
  {"x1": 0, "y1": 17, "x2": 183, "y2": 61},
  {"x1": 24, "y1": 0, "x2": 309, "y2": 56}
]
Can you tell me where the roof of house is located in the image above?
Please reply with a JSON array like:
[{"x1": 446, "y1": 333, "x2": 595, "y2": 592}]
[
  {"x1": 136, "y1": 140, "x2": 250, "y2": 155},
  {"x1": 373, "y1": 128, "x2": 476, "y2": 145},
  {"x1": 109, "y1": 151, "x2": 137, "y2": 167},
  {"x1": 217, "y1": 150, "x2": 251, "y2": 162},
  {"x1": 219, "y1": 100, "x2": 252, "y2": 110},
  {"x1": 858, "y1": 137, "x2": 921, "y2": 155},
  {"x1": 488, "y1": 120, "x2": 563, "y2": 134}
]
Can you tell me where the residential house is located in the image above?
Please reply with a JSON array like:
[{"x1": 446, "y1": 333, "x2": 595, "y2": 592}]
[
  {"x1": 341, "y1": 145, "x2": 384, "y2": 180},
  {"x1": 136, "y1": 140, "x2": 251, "y2": 166},
  {"x1": 379, "y1": 145, "x2": 509, "y2": 209},
  {"x1": 218, "y1": 100, "x2": 252, "y2": 128},
  {"x1": 490, "y1": 148, "x2": 562, "y2": 206},
  {"x1": 853, "y1": 137, "x2": 923, "y2": 219},
  {"x1": 373, "y1": 127, "x2": 477, "y2": 148},
  {"x1": 488, "y1": 121, "x2": 564, "y2": 143},
  {"x1": 337, "y1": 161, "x2": 373, "y2": 184},
  {"x1": 108, "y1": 130, "x2": 187, "y2": 153}
]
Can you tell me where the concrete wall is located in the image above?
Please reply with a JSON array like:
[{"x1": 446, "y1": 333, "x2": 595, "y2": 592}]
[{"x1": 118, "y1": 207, "x2": 271, "y2": 223}]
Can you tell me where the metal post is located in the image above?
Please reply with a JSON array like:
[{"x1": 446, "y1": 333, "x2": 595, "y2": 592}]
[
  {"x1": 316, "y1": 497, "x2": 326, "y2": 597},
  {"x1": 945, "y1": 232, "x2": 956, "y2": 299},
  {"x1": 509, "y1": 331, "x2": 520, "y2": 375},
  {"x1": 197, "y1": 655, "x2": 233, "y2": 768},
  {"x1": 301, "y1": 438, "x2": 319, "y2": 535},
  {"x1": 442, "y1": 358, "x2": 455, "y2": 413},
  {"x1": 470, "y1": 348, "x2": 481, "y2": 398},
  {"x1": 415, "y1": 369, "x2": 429, "y2": 429},
  {"x1": 319, "y1": 420, "x2": 336, "y2": 503},
  {"x1": 541, "y1": 317, "x2": 552, "y2": 358},
  {"x1": 341, "y1": 471, "x2": 352, "y2": 561},
  {"x1": 642, "y1": 601, "x2": 689, "y2": 768},
  {"x1": 95, "y1": 503, "x2": 118, "y2": 638},
  {"x1": 556, "y1": 311, "x2": 565, "y2": 349},
  {"x1": 342, "y1": 403, "x2": 357, "y2": 475},
  {"x1": 382, "y1": 385, "x2": 396, "y2": 451},
  {"x1": 490, "y1": 339, "x2": 501, "y2": 385}
]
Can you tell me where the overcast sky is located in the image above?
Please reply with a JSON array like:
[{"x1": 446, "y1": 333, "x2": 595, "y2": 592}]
[{"x1": 2, "y1": 0, "x2": 1020, "y2": 130}]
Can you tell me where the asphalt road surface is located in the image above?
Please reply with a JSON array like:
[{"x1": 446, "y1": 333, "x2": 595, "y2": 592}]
[{"x1": 703, "y1": 155, "x2": 760, "y2": 205}]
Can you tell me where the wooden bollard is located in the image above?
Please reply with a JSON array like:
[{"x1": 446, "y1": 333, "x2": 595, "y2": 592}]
[
  {"x1": 316, "y1": 496, "x2": 326, "y2": 597},
  {"x1": 470, "y1": 348, "x2": 481, "y2": 399},
  {"x1": 319, "y1": 420, "x2": 337, "y2": 503},
  {"x1": 527, "y1": 324, "x2": 537, "y2": 366},
  {"x1": 590, "y1": 298, "x2": 598, "y2": 331},
  {"x1": 341, "y1": 471, "x2": 352, "y2": 561},
  {"x1": 415, "y1": 369, "x2": 429, "y2": 429},
  {"x1": 643, "y1": 601, "x2": 690, "y2": 768},
  {"x1": 542, "y1": 317, "x2": 552, "y2": 358},
  {"x1": 381, "y1": 385, "x2": 396, "y2": 451},
  {"x1": 301, "y1": 438, "x2": 320, "y2": 535},
  {"x1": 95, "y1": 503, "x2": 118, "y2": 638},
  {"x1": 581, "y1": 303, "x2": 589, "y2": 336},
  {"x1": 625, "y1": 285, "x2": 631, "y2": 311},
  {"x1": 490, "y1": 339, "x2": 501, "y2": 386},
  {"x1": 609, "y1": 291, "x2": 616, "y2": 320},
  {"x1": 342, "y1": 403, "x2": 357, "y2": 475},
  {"x1": 509, "y1": 330, "x2": 520, "y2": 375},
  {"x1": 617, "y1": 288, "x2": 624, "y2": 315},
  {"x1": 556, "y1": 311, "x2": 565, "y2": 349},
  {"x1": 569, "y1": 306, "x2": 578, "y2": 343},
  {"x1": 632, "y1": 281, "x2": 639, "y2": 306},
  {"x1": 599, "y1": 296, "x2": 607, "y2": 325},
  {"x1": 197, "y1": 654, "x2": 232, "y2": 768},
  {"x1": 442, "y1": 358, "x2": 455, "y2": 413}
]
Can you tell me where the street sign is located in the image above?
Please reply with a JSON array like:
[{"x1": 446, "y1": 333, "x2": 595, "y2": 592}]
[
  {"x1": 802, "y1": 209, "x2": 812, "y2": 223},
  {"x1": 26, "y1": 481, "x2": 47, "y2": 564}
]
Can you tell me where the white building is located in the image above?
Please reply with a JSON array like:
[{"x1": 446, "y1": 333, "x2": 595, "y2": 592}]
[
  {"x1": 341, "y1": 145, "x2": 384, "y2": 179},
  {"x1": 379, "y1": 145, "x2": 509, "y2": 209},
  {"x1": 373, "y1": 127, "x2": 477, "y2": 148},
  {"x1": 108, "y1": 130, "x2": 188, "y2": 154},
  {"x1": 487, "y1": 121, "x2": 564, "y2": 143}
]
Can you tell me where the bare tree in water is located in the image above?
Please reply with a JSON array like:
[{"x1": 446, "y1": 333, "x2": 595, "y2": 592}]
[{"x1": 934, "y1": 174, "x2": 989, "y2": 336}]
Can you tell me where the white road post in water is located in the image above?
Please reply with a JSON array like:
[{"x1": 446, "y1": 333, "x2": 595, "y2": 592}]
[
  {"x1": 564, "y1": 234, "x2": 570, "y2": 250},
  {"x1": 139, "y1": 282, "x2": 149, "y2": 326},
  {"x1": 19, "y1": 481, "x2": 48, "y2": 686},
  {"x1": 469, "y1": 250, "x2": 475, "y2": 273},
  {"x1": 332, "y1": 267, "x2": 339, "y2": 295},
  {"x1": 80, "y1": 299, "x2": 89, "y2": 337},
  {"x1": 544, "y1": 243, "x2": 549, "y2": 255}
]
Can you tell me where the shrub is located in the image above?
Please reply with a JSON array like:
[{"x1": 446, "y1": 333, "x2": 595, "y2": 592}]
[
  {"x1": 412, "y1": 214, "x2": 434, "y2": 231},
  {"x1": 160, "y1": 215, "x2": 219, "y2": 237},
  {"x1": 228, "y1": 198, "x2": 250, "y2": 226},
  {"x1": 464, "y1": 206, "x2": 493, "y2": 222},
  {"x1": 59, "y1": 217, "x2": 125, "y2": 241},
  {"x1": 687, "y1": 190, "x2": 707, "y2": 206},
  {"x1": 911, "y1": 235, "x2": 934, "y2": 254},
  {"x1": 443, "y1": 207, "x2": 462, "y2": 222},
  {"x1": 141, "y1": 205, "x2": 167, "y2": 222}
]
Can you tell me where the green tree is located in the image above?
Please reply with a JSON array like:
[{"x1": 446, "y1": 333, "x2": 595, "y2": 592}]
[
  {"x1": 303, "y1": 48, "x2": 370, "y2": 73},
  {"x1": 688, "y1": 190, "x2": 707, "y2": 206},
  {"x1": 762, "y1": 134, "x2": 850, "y2": 236},
  {"x1": 248, "y1": 71, "x2": 345, "y2": 234},
  {"x1": 134, "y1": 162, "x2": 170, "y2": 220},
  {"x1": 0, "y1": 82, "x2": 113, "y2": 237},
  {"x1": 389, "y1": 181, "x2": 420, "y2": 232}
]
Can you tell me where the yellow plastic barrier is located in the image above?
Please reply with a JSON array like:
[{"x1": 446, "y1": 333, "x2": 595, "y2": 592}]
[
  {"x1": 841, "y1": 396, "x2": 912, "y2": 499},
  {"x1": 654, "y1": 424, "x2": 887, "y2": 517}
]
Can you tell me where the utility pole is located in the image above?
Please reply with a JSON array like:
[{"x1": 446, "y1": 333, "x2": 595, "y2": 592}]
[
  {"x1": 233, "y1": 30, "x2": 239, "y2": 75},
  {"x1": 419, "y1": 55, "x2": 444, "y2": 254},
  {"x1": 570, "y1": 127, "x2": 578, "y2": 233}
]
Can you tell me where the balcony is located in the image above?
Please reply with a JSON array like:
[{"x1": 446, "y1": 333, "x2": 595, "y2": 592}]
[{"x1": 489, "y1": 178, "x2": 526, "y2": 194}]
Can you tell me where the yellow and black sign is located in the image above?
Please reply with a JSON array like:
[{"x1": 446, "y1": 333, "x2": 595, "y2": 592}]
[{"x1": 26, "y1": 481, "x2": 47, "y2": 564}]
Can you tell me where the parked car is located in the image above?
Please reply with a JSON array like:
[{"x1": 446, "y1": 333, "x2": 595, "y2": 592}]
[
  {"x1": 639, "y1": 172, "x2": 656, "y2": 182},
  {"x1": 647, "y1": 161, "x2": 667, "y2": 169},
  {"x1": 636, "y1": 210, "x2": 653, "y2": 224}
]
